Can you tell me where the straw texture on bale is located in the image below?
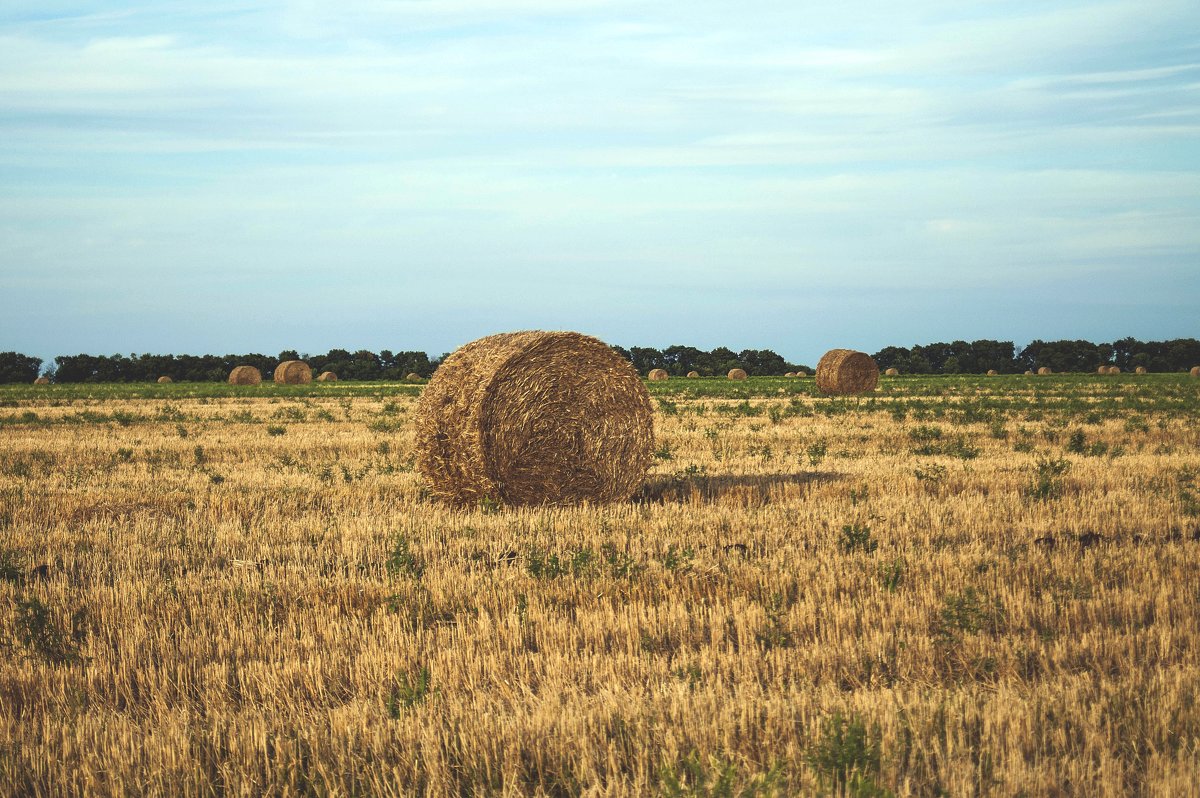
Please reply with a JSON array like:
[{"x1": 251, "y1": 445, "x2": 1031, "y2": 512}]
[
  {"x1": 228, "y1": 366, "x2": 262, "y2": 386},
  {"x1": 316, "y1": 371, "x2": 337, "y2": 382},
  {"x1": 885, "y1": 368, "x2": 900, "y2": 376},
  {"x1": 1098, "y1": 366, "x2": 1110, "y2": 374},
  {"x1": 1135, "y1": 366, "x2": 1147, "y2": 374},
  {"x1": 987, "y1": 370, "x2": 999, "y2": 376},
  {"x1": 274, "y1": 360, "x2": 312, "y2": 385},
  {"x1": 157, "y1": 376, "x2": 172, "y2": 384},
  {"x1": 1192, "y1": 366, "x2": 1200, "y2": 377},
  {"x1": 727, "y1": 368, "x2": 748, "y2": 381},
  {"x1": 686, "y1": 371, "x2": 699, "y2": 379},
  {"x1": 414, "y1": 331, "x2": 654, "y2": 507},
  {"x1": 648, "y1": 369, "x2": 669, "y2": 381},
  {"x1": 815, "y1": 349, "x2": 878, "y2": 395},
  {"x1": 33, "y1": 376, "x2": 49, "y2": 385},
  {"x1": 1038, "y1": 367, "x2": 1052, "y2": 375},
  {"x1": 1109, "y1": 367, "x2": 1121, "y2": 374}
]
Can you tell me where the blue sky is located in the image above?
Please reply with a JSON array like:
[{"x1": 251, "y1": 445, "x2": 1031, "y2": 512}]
[{"x1": 1, "y1": 1, "x2": 1197, "y2": 365}]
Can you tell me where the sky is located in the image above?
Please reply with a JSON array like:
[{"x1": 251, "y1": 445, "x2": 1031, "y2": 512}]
[{"x1": 1, "y1": 1, "x2": 1198, "y2": 366}]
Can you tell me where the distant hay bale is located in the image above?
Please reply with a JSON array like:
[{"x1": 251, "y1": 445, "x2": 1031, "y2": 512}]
[
  {"x1": 987, "y1": 369, "x2": 999, "y2": 376},
  {"x1": 727, "y1": 368, "x2": 748, "y2": 381},
  {"x1": 1135, "y1": 366, "x2": 1147, "y2": 374},
  {"x1": 33, "y1": 376, "x2": 49, "y2": 385},
  {"x1": 1024, "y1": 370, "x2": 1034, "y2": 375},
  {"x1": 1192, "y1": 366, "x2": 1200, "y2": 377},
  {"x1": 157, "y1": 376, "x2": 172, "y2": 384},
  {"x1": 885, "y1": 368, "x2": 900, "y2": 376},
  {"x1": 1037, "y1": 367, "x2": 1052, "y2": 375},
  {"x1": 795, "y1": 370, "x2": 807, "y2": 377},
  {"x1": 648, "y1": 369, "x2": 669, "y2": 381},
  {"x1": 1097, "y1": 366, "x2": 1110, "y2": 374},
  {"x1": 316, "y1": 371, "x2": 337, "y2": 382},
  {"x1": 1109, "y1": 366, "x2": 1121, "y2": 374},
  {"x1": 228, "y1": 366, "x2": 262, "y2": 386},
  {"x1": 686, "y1": 371, "x2": 700, "y2": 378},
  {"x1": 784, "y1": 372, "x2": 796, "y2": 378},
  {"x1": 274, "y1": 360, "x2": 312, "y2": 385},
  {"x1": 816, "y1": 349, "x2": 878, "y2": 395},
  {"x1": 405, "y1": 372, "x2": 423, "y2": 382},
  {"x1": 414, "y1": 331, "x2": 653, "y2": 507}
]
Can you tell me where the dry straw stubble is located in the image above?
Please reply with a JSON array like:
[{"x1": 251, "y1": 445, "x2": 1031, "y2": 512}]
[
  {"x1": 274, "y1": 360, "x2": 312, "y2": 385},
  {"x1": 414, "y1": 331, "x2": 654, "y2": 507},
  {"x1": 228, "y1": 366, "x2": 262, "y2": 386},
  {"x1": 816, "y1": 349, "x2": 879, "y2": 395}
]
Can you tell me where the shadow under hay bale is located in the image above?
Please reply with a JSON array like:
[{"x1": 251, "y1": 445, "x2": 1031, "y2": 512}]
[
  {"x1": 637, "y1": 471, "x2": 844, "y2": 506},
  {"x1": 414, "y1": 330, "x2": 654, "y2": 507}
]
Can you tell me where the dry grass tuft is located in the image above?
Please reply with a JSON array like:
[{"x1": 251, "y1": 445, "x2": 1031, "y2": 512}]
[
  {"x1": 727, "y1": 368, "x2": 748, "y2": 381},
  {"x1": 816, "y1": 349, "x2": 878, "y2": 395},
  {"x1": 274, "y1": 360, "x2": 312, "y2": 385},
  {"x1": 227, "y1": 366, "x2": 262, "y2": 386},
  {"x1": 316, "y1": 371, "x2": 338, "y2": 382},
  {"x1": 414, "y1": 330, "x2": 654, "y2": 507},
  {"x1": 648, "y1": 369, "x2": 669, "y2": 381}
]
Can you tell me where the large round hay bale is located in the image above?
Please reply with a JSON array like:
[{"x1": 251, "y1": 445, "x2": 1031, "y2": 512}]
[
  {"x1": 33, "y1": 376, "x2": 50, "y2": 385},
  {"x1": 1037, "y1": 367, "x2": 1052, "y2": 375},
  {"x1": 316, "y1": 371, "x2": 337, "y2": 382},
  {"x1": 986, "y1": 369, "x2": 999, "y2": 376},
  {"x1": 686, "y1": 371, "x2": 700, "y2": 379},
  {"x1": 228, "y1": 366, "x2": 262, "y2": 386},
  {"x1": 648, "y1": 368, "x2": 669, "y2": 381},
  {"x1": 414, "y1": 331, "x2": 654, "y2": 507},
  {"x1": 885, "y1": 367, "x2": 900, "y2": 376},
  {"x1": 816, "y1": 349, "x2": 878, "y2": 395},
  {"x1": 157, "y1": 376, "x2": 173, "y2": 384},
  {"x1": 1134, "y1": 366, "x2": 1147, "y2": 375},
  {"x1": 1191, "y1": 366, "x2": 1200, "y2": 377},
  {"x1": 274, "y1": 360, "x2": 312, "y2": 385},
  {"x1": 727, "y1": 368, "x2": 748, "y2": 381}
]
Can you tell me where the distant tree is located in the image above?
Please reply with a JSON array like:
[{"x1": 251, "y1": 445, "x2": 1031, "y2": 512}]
[{"x1": 0, "y1": 352, "x2": 42, "y2": 383}]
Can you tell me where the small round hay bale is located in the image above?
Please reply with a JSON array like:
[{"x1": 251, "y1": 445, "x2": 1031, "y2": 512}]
[
  {"x1": 727, "y1": 368, "x2": 748, "y2": 381},
  {"x1": 1134, "y1": 366, "x2": 1147, "y2": 374},
  {"x1": 816, "y1": 349, "x2": 878, "y2": 395},
  {"x1": 1024, "y1": 370, "x2": 1034, "y2": 375},
  {"x1": 1097, "y1": 366, "x2": 1109, "y2": 374},
  {"x1": 784, "y1": 372, "x2": 796, "y2": 378},
  {"x1": 414, "y1": 331, "x2": 653, "y2": 507},
  {"x1": 33, "y1": 376, "x2": 50, "y2": 385},
  {"x1": 1109, "y1": 366, "x2": 1121, "y2": 374},
  {"x1": 686, "y1": 371, "x2": 700, "y2": 378},
  {"x1": 157, "y1": 376, "x2": 173, "y2": 384},
  {"x1": 274, "y1": 360, "x2": 312, "y2": 385},
  {"x1": 228, "y1": 366, "x2": 262, "y2": 386},
  {"x1": 648, "y1": 369, "x2": 669, "y2": 381},
  {"x1": 316, "y1": 371, "x2": 337, "y2": 382},
  {"x1": 885, "y1": 367, "x2": 900, "y2": 376},
  {"x1": 405, "y1": 372, "x2": 423, "y2": 382},
  {"x1": 795, "y1": 370, "x2": 807, "y2": 377},
  {"x1": 1191, "y1": 366, "x2": 1200, "y2": 377},
  {"x1": 986, "y1": 369, "x2": 999, "y2": 376},
  {"x1": 1037, "y1": 367, "x2": 1052, "y2": 375}
]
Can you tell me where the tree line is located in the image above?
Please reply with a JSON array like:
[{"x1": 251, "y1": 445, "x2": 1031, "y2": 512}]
[{"x1": 1, "y1": 337, "x2": 1197, "y2": 383}]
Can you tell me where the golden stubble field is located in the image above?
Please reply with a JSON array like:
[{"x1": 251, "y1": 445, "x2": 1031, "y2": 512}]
[{"x1": 1, "y1": 377, "x2": 1198, "y2": 797}]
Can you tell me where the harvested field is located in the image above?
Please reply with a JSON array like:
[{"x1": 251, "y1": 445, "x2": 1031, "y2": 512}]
[{"x1": 1, "y1": 374, "x2": 1198, "y2": 796}]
